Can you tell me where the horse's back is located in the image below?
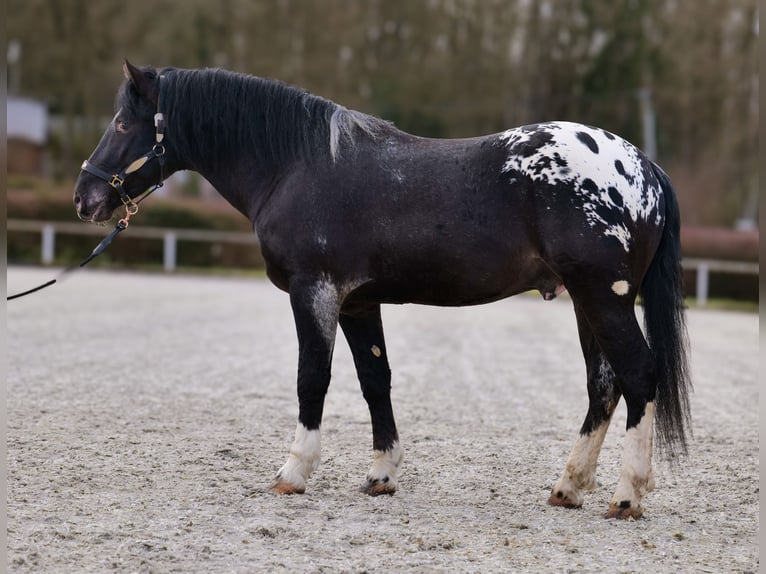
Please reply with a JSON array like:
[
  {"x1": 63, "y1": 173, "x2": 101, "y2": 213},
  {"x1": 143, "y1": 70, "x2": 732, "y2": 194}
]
[
  {"x1": 261, "y1": 120, "x2": 667, "y2": 307},
  {"x1": 380, "y1": 121, "x2": 666, "y2": 267}
]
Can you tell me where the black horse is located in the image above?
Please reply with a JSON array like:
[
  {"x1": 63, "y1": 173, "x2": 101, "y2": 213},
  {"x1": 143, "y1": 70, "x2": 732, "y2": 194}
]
[{"x1": 74, "y1": 62, "x2": 691, "y2": 519}]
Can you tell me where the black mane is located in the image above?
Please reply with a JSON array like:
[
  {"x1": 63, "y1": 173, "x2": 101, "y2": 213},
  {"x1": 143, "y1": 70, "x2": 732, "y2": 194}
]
[{"x1": 119, "y1": 67, "x2": 389, "y2": 173}]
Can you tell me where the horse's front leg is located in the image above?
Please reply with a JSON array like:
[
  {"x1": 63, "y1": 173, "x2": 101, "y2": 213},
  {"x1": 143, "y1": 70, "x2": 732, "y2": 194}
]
[
  {"x1": 339, "y1": 305, "x2": 402, "y2": 495},
  {"x1": 271, "y1": 277, "x2": 340, "y2": 494}
]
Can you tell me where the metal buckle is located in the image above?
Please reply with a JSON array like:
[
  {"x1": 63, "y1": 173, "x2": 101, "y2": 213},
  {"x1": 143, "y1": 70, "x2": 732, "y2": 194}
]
[
  {"x1": 123, "y1": 198, "x2": 139, "y2": 215},
  {"x1": 109, "y1": 174, "x2": 125, "y2": 188}
]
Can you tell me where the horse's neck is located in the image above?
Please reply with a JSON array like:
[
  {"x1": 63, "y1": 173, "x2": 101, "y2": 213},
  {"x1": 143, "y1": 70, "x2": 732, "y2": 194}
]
[
  {"x1": 168, "y1": 80, "x2": 315, "y2": 221},
  {"x1": 192, "y1": 161, "x2": 269, "y2": 222},
  {"x1": 171, "y1": 123, "x2": 280, "y2": 220}
]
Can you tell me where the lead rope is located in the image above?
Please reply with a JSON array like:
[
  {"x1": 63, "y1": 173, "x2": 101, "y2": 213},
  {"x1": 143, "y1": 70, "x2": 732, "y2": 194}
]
[{"x1": 6, "y1": 183, "x2": 162, "y2": 301}]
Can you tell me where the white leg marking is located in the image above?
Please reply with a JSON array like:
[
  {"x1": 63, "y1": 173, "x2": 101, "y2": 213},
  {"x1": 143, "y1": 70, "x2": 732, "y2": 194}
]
[
  {"x1": 611, "y1": 402, "x2": 656, "y2": 510},
  {"x1": 309, "y1": 278, "x2": 340, "y2": 346},
  {"x1": 364, "y1": 442, "x2": 403, "y2": 494},
  {"x1": 611, "y1": 280, "x2": 631, "y2": 296},
  {"x1": 274, "y1": 424, "x2": 321, "y2": 493},
  {"x1": 551, "y1": 419, "x2": 611, "y2": 506}
]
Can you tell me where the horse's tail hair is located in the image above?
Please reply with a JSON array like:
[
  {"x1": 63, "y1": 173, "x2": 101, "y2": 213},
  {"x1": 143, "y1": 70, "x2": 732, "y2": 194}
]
[{"x1": 641, "y1": 163, "x2": 692, "y2": 460}]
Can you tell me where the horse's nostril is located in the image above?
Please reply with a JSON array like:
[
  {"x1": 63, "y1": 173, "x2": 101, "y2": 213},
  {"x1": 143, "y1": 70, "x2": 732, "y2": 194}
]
[{"x1": 74, "y1": 192, "x2": 88, "y2": 218}]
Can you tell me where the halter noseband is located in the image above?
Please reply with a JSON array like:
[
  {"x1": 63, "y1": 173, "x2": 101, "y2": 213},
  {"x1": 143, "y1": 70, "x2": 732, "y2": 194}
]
[{"x1": 80, "y1": 75, "x2": 167, "y2": 216}]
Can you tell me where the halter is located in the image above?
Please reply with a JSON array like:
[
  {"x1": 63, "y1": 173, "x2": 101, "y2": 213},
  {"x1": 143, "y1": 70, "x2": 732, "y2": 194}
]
[
  {"x1": 80, "y1": 75, "x2": 167, "y2": 220},
  {"x1": 8, "y1": 76, "x2": 168, "y2": 301}
]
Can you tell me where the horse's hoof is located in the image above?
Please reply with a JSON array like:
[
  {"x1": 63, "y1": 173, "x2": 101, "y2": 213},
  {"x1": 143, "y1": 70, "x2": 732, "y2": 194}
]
[
  {"x1": 547, "y1": 490, "x2": 582, "y2": 509},
  {"x1": 604, "y1": 502, "x2": 643, "y2": 520},
  {"x1": 270, "y1": 481, "x2": 305, "y2": 495},
  {"x1": 359, "y1": 477, "x2": 396, "y2": 496}
]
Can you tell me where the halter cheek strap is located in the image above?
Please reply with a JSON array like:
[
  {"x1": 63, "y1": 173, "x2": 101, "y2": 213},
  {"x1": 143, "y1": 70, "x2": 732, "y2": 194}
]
[{"x1": 80, "y1": 75, "x2": 167, "y2": 217}]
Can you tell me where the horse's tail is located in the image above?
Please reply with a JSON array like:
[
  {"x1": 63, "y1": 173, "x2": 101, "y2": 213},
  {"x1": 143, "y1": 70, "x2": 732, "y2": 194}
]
[{"x1": 641, "y1": 163, "x2": 692, "y2": 459}]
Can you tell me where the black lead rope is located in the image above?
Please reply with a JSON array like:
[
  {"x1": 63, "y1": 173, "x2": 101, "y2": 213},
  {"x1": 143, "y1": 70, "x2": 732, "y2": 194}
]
[
  {"x1": 6, "y1": 279, "x2": 59, "y2": 300},
  {"x1": 7, "y1": 221, "x2": 126, "y2": 301},
  {"x1": 6, "y1": 185, "x2": 160, "y2": 301},
  {"x1": 6, "y1": 223, "x2": 126, "y2": 301}
]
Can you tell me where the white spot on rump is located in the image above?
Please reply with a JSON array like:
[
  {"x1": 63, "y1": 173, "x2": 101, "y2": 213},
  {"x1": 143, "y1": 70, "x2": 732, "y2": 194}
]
[
  {"x1": 603, "y1": 225, "x2": 632, "y2": 252},
  {"x1": 611, "y1": 280, "x2": 631, "y2": 296},
  {"x1": 499, "y1": 121, "x2": 664, "y2": 252}
]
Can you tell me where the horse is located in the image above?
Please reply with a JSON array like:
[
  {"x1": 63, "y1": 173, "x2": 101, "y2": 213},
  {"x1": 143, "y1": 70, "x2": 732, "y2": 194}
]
[{"x1": 73, "y1": 61, "x2": 691, "y2": 519}]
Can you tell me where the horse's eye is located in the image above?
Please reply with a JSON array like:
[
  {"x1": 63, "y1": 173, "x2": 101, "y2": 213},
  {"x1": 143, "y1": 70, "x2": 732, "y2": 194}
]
[{"x1": 116, "y1": 120, "x2": 129, "y2": 133}]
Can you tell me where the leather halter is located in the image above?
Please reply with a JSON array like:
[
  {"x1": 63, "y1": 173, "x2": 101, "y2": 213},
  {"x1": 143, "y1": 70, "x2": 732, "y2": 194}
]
[
  {"x1": 80, "y1": 75, "x2": 167, "y2": 215},
  {"x1": 8, "y1": 76, "x2": 169, "y2": 300}
]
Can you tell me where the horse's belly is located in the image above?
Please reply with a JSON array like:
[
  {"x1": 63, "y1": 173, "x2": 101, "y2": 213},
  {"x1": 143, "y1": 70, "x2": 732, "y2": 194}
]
[{"x1": 344, "y1": 253, "x2": 556, "y2": 309}]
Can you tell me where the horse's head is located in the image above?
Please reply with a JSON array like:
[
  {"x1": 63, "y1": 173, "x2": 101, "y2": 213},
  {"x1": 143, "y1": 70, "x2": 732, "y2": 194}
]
[{"x1": 73, "y1": 60, "x2": 167, "y2": 223}]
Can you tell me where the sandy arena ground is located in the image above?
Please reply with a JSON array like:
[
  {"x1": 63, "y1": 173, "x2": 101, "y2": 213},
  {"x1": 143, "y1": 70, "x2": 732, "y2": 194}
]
[{"x1": 7, "y1": 267, "x2": 759, "y2": 573}]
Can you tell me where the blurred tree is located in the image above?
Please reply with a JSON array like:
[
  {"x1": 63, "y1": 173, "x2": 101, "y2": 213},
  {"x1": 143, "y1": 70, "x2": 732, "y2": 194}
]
[
  {"x1": 652, "y1": 0, "x2": 759, "y2": 224},
  {"x1": 7, "y1": 0, "x2": 758, "y2": 226}
]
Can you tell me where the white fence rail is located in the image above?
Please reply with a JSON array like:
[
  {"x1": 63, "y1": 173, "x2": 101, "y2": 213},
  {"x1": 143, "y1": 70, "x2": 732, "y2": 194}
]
[
  {"x1": 681, "y1": 258, "x2": 759, "y2": 306},
  {"x1": 8, "y1": 219, "x2": 759, "y2": 306},
  {"x1": 7, "y1": 219, "x2": 258, "y2": 273}
]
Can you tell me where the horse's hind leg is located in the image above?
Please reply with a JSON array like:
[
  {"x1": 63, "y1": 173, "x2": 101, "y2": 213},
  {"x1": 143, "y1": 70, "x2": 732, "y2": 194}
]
[
  {"x1": 549, "y1": 304, "x2": 621, "y2": 509},
  {"x1": 271, "y1": 277, "x2": 340, "y2": 494},
  {"x1": 339, "y1": 306, "x2": 403, "y2": 495},
  {"x1": 566, "y1": 280, "x2": 657, "y2": 519}
]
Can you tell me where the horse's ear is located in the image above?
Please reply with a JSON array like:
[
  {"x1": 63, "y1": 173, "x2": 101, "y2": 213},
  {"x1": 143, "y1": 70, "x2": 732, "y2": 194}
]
[{"x1": 122, "y1": 59, "x2": 159, "y2": 105}]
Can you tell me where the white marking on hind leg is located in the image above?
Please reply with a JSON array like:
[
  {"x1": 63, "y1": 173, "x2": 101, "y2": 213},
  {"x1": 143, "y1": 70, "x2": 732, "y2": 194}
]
[
  {"x1": 611, "y1": 280, "x2": 631, "y2": 296},
  {"x1": 363, "y1": 442, "x2": 403, "y2": 495},
  {"x1": 273, "y1": 424, "x2": 321, "y2": 494},
  {"x1": 609, "y1": 402, "x2": 655, "y2": 515},
  {"x1": 550, "y1": 418, "x2": 611, "y2": 507}
]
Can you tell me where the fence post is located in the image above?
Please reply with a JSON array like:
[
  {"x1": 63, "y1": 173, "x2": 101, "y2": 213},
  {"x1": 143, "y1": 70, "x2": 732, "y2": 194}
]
[
  {"x1": 163, "y1": 231, "x2": 177, "y2": 272},
  {"x1": 696, "y1": 262, "x2": 710, "y2": 306},
  {"x1": 41, "y1": 224, "x2": 55, "y2": 265}
]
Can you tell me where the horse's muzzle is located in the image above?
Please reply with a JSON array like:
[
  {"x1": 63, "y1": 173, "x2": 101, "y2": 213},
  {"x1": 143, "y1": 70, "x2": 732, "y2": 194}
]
[{"x1": 73, "y1": 186, "x2": 115, "y2": 223}]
